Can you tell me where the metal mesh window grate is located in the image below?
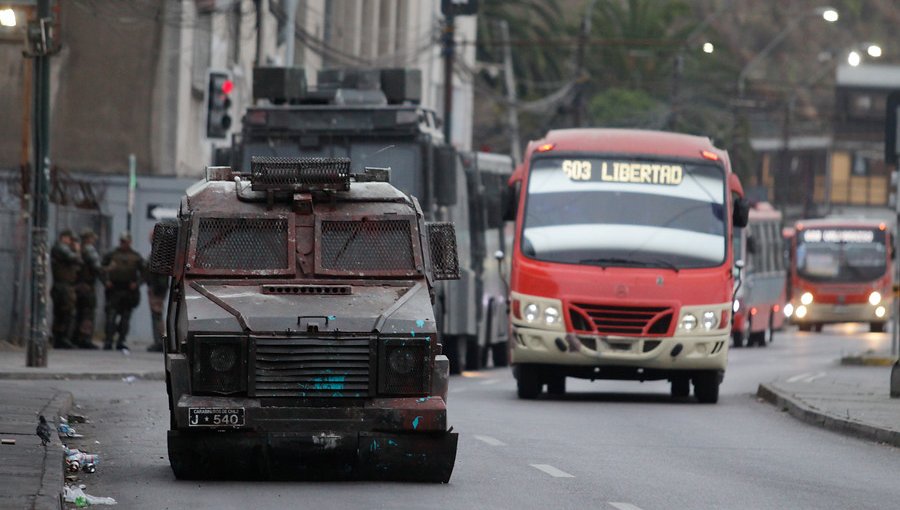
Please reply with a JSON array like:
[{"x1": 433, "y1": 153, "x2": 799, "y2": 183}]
[
  {"x1": 194, "y1": 217, "x2": 289, "y2": 271},
  {"x1": 250, "y1": 156, "x2": 351, "y2": 191},
  {"x1": 426, "y1": 222, "x2": 459, "y2": 280},
  {"x1": 149, "y1": 221, "x2": 179, "y2": 275},
  {"x1": 320, "y1": 220, "x2": 415, "y2": 272}
]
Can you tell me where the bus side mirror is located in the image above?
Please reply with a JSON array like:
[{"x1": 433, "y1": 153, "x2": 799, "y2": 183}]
[
  {"x1": 733, "y1": 198, "x2": 750, "y2": 228},
  {"x1": 434, "y1": 146, "x2": 458, "y2": 207},
  {"x1": 746, "y1": 236, "x2": 757, "y2": 255},
  {"x1": 426, "y1": 222, "x2": 460, "y2": 280},
  {"x1": 149, "y1": 221, "x2": 179, "y2": 276},
  {"x1": 502, "y1": 182, "x2": 520, "y2": 222}
]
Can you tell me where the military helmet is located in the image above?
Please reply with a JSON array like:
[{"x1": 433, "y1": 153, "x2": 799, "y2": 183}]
[
  {"x1": 59, "y1": 229, "x2": 75, "y2": 239},
  {"x1": 80, "y1": 228, "x2": 96, "y2": 240}
]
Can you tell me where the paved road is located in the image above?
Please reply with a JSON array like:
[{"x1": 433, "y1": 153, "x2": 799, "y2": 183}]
[{"x1": 53, "y1": 324, "x2": 900, "y2": 509}]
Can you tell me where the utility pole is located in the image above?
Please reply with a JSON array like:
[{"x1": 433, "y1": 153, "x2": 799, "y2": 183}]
[
  {"x1": 572, "y1": 0, "x2": 597, "y2": 127},
  {"x1": 26, "y1": 0, "x2": 54, "y2": 367},
  {"x1": 441, "y1": 13, "x2": 455, "y2": 144},
  {"x1": 499, "y1": 20, "x2": 520, "y2": 164}
]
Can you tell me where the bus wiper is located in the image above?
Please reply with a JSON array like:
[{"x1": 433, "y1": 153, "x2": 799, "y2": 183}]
[
  {"x1": 579, "y1": 257, "x2": 641, "y2": 269},
  {"x1": 639, "y1": 256, "x2": 680, "y2": 273}
]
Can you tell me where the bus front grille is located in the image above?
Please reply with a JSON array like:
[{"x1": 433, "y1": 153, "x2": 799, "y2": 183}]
[{"x1": 570, "y1": 303, "x2": 674, "y2": 337}]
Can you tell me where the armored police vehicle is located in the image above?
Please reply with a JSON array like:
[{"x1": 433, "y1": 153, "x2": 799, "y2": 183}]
[
  {"x1": 150, "y1": 157, "x2": 459, "y2": 481},
  {"x1": 222, "y1": 67, "x2": 512, "y2": 372}
]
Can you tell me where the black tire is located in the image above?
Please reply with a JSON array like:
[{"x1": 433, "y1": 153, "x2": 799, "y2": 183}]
[
  {"x1": 516, "y1": 365, "x2": 542, "y2": 399},
  {"x1": 671, "y1": 376, "x2": 690, "y2": 398},
  {"x1": 797, "y1": 324, "x2": 812, "y2": 332},
  {"x1": 870, "y1": 322, "x2": 886, "y2": 333},
  {"x1": 765, "y1": 311, "x2": 775, "y2": 345},
  {"x1": 813, "y1": 323, "x2": 824, "y2": 332},
  {"x1": 546, "y1": 375, "x2": 566, "y2": 395},
  {"x1": 445, "y1": 336, "x2": 462, "y2": 375},
  {"x1": 491, "y1": 341, "x2": 509, "y2": 367},
  {"x1": 731, "y1": 331, "x2": 745, "y2": 348},
  {"x1": 465, "y1": 335, "x2": 481, "y2": 371},
  {"x1": 748, "y1": 331, "x2": 764, "y2": 347},
  {"x1": 692, "y1": 371, "x2": 720, "y2": 404}
]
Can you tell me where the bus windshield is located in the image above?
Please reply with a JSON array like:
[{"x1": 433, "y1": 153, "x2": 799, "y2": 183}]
[
  {"x1": 796, "y1": 228, "x2": 887, "y2": 283},
  {"x1": 521, "y1": 156, "x2": 727, "y2": 269}
]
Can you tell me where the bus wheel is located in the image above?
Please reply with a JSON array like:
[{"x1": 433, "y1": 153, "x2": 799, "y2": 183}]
[
  {"x1": 813, "y1": 324, "x2": 824, "y2": 333},
  {"x1": 731, "y1": 331, "x2": 745, "y2": 348},
  {"x1": 692, "y1": 371, "x2": 720, "y2": 404},
  {"x1": 516, "y1": 365, "x2": 543, "y2": 399},
  {"x1": 671, "y1": 377, "x2": 690, "y2": 398},
  {"x1": 547, "y1": 375, "x2": 566, "y2": 396},
  {"x1": 491, "y1": 341, "x2": 509, "y2": 367},
  {"x1": 465, "y1": 336, "x2": 482, "y2": 371},
  {"x1": 445, "y1": 336, "x2": 462, "y2": 375},
  {"x1": 797, "y1": 324, "x2": 812, "y2": 332},
  {"x1": 748, "y1": 331, "x2": 765, "y2": 347},
  {"x1": 870, "y1": 322, "x2": 886, "y2": 333}
]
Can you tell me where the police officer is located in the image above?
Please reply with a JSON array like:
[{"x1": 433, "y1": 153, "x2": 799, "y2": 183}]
[
  {"x1": 102, "y1": 232, "x2": 144, "y2": 351},
  {"x1": 73, "y1": 228, "x2": 102, "y2": 349},
  {"x1": 146, "y1": 224, "x2": 170, "y2": 353},
  {"x1": 50, "y1": 229, "x2": 81, "y2": 349}
]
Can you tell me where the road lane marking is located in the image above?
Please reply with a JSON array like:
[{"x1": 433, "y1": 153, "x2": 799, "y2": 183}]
[
  {"x1": 801, "y1": 371, "x2": 827, "y2": 383},
  {"x1": 530, "y1": 464, "x2": 574, "y2": 478},
  {"x1": 609, "y1": 503, "x2": 644, "y2": 510},
  {"x1": 473, "y1": 435, "x2": 506, "y2": 446},
  {"x1": 479, "y1": 379, "x2": 500, "y2": 385},
  {"x1": 786, "y1": 372, "x2": 813, "y2": 383}
]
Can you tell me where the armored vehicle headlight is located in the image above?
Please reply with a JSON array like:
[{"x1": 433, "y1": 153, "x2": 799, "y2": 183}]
[
  {"x1": 869, "y1": 291, "x2": 882, "y2": 306},
  {"x1": 388, "y1": 348, "x2": 417, "y2": 375},
  {"x1": 701, "y1": 311, "x2": 718, "y2": 331},
  {"x1": 192, "y1": 336, "x2": 246, "y2": 395},
  {"x1": 210, "y1": 346, "x2": 237, "y2": 372},
  {"x1": 524, "y1": 303, "x2": 540, "y2": 323},
  {"x1": 379, "y1": 339, "x2": 429, "y2": 396}
]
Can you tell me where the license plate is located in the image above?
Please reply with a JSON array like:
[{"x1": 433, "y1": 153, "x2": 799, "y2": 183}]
[
  {"x1": 833, "y1": 305, "x2": 848, "y2": 314},
  {"x1": 188, "y1": 407, "x2": 245, "y2": 427}
]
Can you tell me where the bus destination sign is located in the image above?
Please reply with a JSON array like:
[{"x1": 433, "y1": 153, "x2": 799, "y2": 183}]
[
  {"x1": 802, "y1": 229, "x2": 875, "y2": 243},
  {"x1": 562, "y1": 159, "x2": 684, "y2": 185}
]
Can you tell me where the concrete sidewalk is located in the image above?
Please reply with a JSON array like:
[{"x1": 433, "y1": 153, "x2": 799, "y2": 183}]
[
  {"x1": 758, "y1": 353, "x2": 900, "y2": 448},
  {"x1": 0, "y1": 346, "x2": 166, "y2": 381},
  {"x1": 0, "y1": 382, "x2": 73, "y2": 510}
]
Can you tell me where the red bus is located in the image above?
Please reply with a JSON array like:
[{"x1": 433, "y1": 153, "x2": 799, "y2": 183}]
[
  {"x1": 787, "y1": 218, "x2": 893, "y2": 332},
  {"x1": 731, "y1": 202, "x2": 788, "y2": 347},
  {"x1": 506, "y1": 129, "x2": 748, "y2": 403}
]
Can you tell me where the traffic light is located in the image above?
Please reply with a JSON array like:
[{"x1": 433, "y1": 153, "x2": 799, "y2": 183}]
[{"x1": 206, "y1": 71, "x2": 233, "y2": 139}]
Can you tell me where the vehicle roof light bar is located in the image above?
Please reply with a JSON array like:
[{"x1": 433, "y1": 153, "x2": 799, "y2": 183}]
[
  {"x1": 250, "y1": 156, "x2": 351, "y2": 192},
  {"x1": 536, "y1": 143, "x2": 555, "y2": 153},
  {"x1": 700, "y1": 150, "x2": 720, "y2": 161}
]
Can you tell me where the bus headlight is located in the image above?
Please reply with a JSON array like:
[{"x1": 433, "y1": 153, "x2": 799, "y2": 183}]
[
  {"x1": 876, "y1": 306, "x2": 886, "y2": 318},
  {"x1": 543, "y1": 306, "x2": 560, "y2": 326},
  {"x1": 868, "y1": 291, "x2": 882, "y2": 306},
  {"x1": 701, "y1": 311, "x2": 718, "y2": 331},
  {"x1": 783, "y1": 303, "x2": 794, "y2": 318},
  {"x1": 524, "y1": 303, "x2": 540, "y2": 323},
  {"x1": 800, "y1": 292, "x2": 814, "y2": 305},
  {"x1": 795, "y1": 305, "x2": 808, "y2": 319},
  {"x1": 681, "y1": 314, "x2": 698, "y2": 331}
]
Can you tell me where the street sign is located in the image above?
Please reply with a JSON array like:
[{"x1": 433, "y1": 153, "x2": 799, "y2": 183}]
[{"x1": 147, "y1": 204, "x2": 178, "y2": 221}]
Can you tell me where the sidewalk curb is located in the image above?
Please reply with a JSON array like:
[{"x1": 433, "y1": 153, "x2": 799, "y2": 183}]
[
  {"x1": 757, "y1": 383, "x2": 900, "y2": 448},
  {"x1": 840, "y1": 355, "x2": 898, "y2": 366},
  {"x1": 38, "y1": 390, "x2": 74, "y2": 510},
  {"x1": 0, "y1": 372, "x2": 165, "y2": 381}
]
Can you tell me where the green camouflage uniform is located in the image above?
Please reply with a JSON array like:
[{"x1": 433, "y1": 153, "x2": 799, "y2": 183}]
[
  {"x1": 102, "y1": 244, "x2": 145, "y2": 350},
  {"x1": 50, "y1": 236, "x2": 81, "y2": 348},
  {"x1": 74, "y1": 232, "x2": 103, "y2": 348}
]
